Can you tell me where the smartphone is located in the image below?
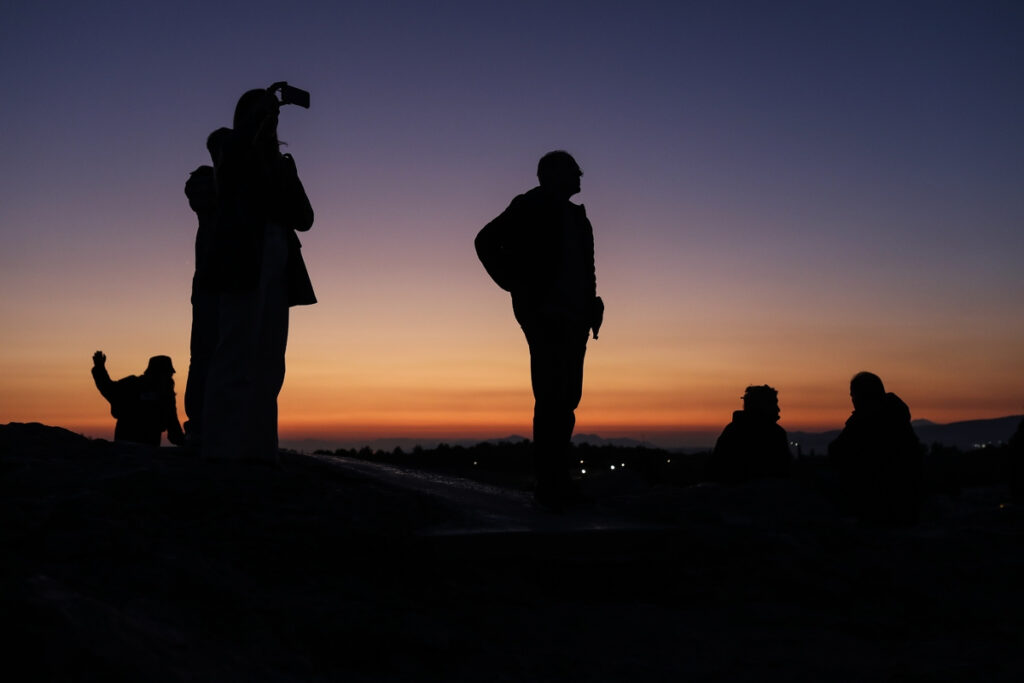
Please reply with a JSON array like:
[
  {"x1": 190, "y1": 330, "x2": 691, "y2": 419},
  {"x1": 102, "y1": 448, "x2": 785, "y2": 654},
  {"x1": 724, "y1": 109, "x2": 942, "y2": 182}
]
[{"x1": 279, "y1": 84, "x2": 310, "y2": 109}]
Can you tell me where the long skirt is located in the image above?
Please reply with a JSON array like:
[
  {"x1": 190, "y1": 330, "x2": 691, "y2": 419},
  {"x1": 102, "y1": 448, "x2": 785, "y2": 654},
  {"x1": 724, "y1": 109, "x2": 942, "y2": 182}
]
[{"x1": 202, "y1": 224, "x2": 290, "y2": 461}]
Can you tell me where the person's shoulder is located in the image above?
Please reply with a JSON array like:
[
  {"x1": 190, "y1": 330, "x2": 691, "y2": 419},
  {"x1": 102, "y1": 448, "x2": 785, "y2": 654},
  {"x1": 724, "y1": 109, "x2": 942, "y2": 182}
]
[
  {"x1": 883, "y1": 392, "x2": 912, "y2": 421},
  {"x1": 716, "y1": 413, "x2": 744, "y2": 438},
  {"x1": 185, "y1": 166, "x2": 216, "y2": 198},
  {"x1": 499, "y1": 188, "x2": 545, "y2": 218},
  {"x1": 517, "y1": 186, "x2": 546, "y2": 206}
]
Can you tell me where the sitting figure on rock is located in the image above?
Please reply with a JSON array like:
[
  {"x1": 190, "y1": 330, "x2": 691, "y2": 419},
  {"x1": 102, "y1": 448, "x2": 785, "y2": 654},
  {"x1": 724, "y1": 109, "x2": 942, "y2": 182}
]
[
  {"x1": 91, "y1": 350, "x2": 185, "y2": 447},
  {"x1": 828, "y1": 371, "x2": 923, "y2": 526},
  {"x1": 708, "y1": 385, "x2": 792, "y2": 483}
]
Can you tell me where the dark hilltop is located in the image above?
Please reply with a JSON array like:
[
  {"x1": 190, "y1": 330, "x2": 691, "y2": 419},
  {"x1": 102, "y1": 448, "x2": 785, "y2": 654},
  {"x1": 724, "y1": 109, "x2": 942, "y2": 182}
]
[{"x1": 3, "y1": 422, "x2": 1024, "y2": 681}]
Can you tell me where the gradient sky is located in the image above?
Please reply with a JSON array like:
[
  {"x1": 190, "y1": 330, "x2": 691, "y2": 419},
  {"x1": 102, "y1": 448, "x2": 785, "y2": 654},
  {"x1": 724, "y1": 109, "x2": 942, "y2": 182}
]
[{"x1": 2, "y1": 1, "x2": 1022, "y2": 447}]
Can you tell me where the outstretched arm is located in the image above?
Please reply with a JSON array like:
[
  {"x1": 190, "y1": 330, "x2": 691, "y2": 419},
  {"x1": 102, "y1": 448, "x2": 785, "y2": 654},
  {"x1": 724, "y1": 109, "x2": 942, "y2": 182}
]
[{"x1": 91, "y1": 351, "x2": 116, "y2": 403}]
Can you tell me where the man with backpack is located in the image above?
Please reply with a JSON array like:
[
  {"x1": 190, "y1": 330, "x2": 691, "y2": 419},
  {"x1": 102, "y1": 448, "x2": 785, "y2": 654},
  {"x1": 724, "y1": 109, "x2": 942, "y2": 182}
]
[{"x1": 475, "y1": 151, "x2": 604, "y2": 510}]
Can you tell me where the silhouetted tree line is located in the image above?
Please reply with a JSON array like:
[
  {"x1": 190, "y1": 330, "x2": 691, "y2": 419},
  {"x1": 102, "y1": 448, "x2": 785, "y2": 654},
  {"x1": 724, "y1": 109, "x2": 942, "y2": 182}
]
[{"x1": 318, "y1": 439, "x2": 1021, "y2": 501}]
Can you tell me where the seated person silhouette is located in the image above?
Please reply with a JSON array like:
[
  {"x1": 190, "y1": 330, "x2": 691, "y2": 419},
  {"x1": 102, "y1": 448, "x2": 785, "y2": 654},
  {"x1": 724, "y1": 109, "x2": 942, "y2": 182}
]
[
  {"x1": 1009, "y1": 418, "x2": 1024, "y2": 503},
  {"x1": 707, "y1": 385, "x2": 792, "y2": 483},
  {"x1": 91, "y1": 350, "x2": 185, "y2": 447},
  {"x1": 828, "y1": 371, "x2": 923, "y2": 525}
]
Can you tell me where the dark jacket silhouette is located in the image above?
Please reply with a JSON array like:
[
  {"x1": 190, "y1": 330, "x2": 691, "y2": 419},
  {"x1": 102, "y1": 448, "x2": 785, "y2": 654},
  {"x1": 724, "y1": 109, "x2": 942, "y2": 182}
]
[
  {"x1": 207, "y1": 125, "x2": 315, "y2": 305},
  {"x1": 185, "y1": 164, "x2": 218, "y2": 296},
  {"x1": 829, "y1": 387, "x2": 923, "y2": 525},
  {"x1": 92, "y1": 352, "x2": 185, "y2": 447},
  {"x1": 710, "y1": 409, "x2": 792, "y2": 483},
  {"x1": 476, "y1": 186, "x2": 600, "y2": 331}
]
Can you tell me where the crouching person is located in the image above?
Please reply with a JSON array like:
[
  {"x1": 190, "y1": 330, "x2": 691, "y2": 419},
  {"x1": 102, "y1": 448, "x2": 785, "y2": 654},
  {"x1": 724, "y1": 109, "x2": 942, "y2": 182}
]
[{"x1": 91, "y1": 350, "x2": 185, "y2": 447}]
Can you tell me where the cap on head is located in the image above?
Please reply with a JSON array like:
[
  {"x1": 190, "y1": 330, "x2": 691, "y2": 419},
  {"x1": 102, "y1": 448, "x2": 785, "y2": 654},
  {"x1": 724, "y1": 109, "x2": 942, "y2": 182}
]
[
  {"x1": 146, "y1": 355, "x2": 175, "y2": 376},
  {"x1": 742, "y1": 385, "x2": 779, "y2": 419}
]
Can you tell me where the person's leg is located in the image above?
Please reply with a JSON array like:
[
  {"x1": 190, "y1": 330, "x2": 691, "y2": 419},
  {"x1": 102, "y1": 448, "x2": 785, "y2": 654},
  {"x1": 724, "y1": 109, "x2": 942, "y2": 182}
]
[
  {"x1": 250, "y1": 224, "x2": 290, "y2": 461},
  {"x1": 525, "y1": 323, "x2": 588, "y2": 506},
  {"x1": 184, "y1": 282, "x2": 219, "y2": 443}
]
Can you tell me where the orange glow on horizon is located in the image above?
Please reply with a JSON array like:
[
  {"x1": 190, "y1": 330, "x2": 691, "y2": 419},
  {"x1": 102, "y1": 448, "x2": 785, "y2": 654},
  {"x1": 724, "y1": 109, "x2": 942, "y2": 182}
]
[{"x1": 3, "y1": 258, "x2": 1022, "y2": 449}]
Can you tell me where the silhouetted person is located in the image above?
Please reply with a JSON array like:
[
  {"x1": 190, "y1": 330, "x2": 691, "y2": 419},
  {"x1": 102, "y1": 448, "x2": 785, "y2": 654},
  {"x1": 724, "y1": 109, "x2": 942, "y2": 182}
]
[
  {"x1": 708, "y1": 385, "x2": 792, "y2": 483},
  {"x1": 476, "y1": 151, "x2": 604, "y2": 509},
  {"x1": 1009, "y1": 417, "x2": 1024, "y2": 503},
  {"x1": 182, "y1": 162, "x2": 219, "y2": 445},
  {"x1": 828, "y1": 372, "x2": 923, "y2": 525},
  {"x1": 202, "y1": 85, "x2": 316, "y2": 461},
  {"x1": 91, "y1": 351, "x2": 185, "y2": 447}
]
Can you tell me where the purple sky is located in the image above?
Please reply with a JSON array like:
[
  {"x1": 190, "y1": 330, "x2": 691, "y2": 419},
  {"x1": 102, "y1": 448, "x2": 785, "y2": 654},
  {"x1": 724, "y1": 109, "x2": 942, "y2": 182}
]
[{"x1": 2, "y1": 1, "x2": 1022, "y2": 446}]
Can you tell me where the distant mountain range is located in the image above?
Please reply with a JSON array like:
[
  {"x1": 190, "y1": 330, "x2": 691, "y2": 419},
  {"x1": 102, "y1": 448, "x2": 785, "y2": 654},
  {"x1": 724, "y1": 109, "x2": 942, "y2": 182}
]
[
  {"x1": 280, "y1": 432, "x2": 647, "y2": 454},
  {"x1": 281, "y1": 416, "x2": 1023, "y2": 455},
  {"x1": 789, "y1": 415, "x2": 1023, "y2": 455}
]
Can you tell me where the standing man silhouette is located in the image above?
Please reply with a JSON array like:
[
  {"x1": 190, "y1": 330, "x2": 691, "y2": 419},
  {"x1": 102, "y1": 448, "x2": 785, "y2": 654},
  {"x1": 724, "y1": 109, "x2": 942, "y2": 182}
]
[{"x1": 476, "y1": 151, "x2": 604, "y2": 509}]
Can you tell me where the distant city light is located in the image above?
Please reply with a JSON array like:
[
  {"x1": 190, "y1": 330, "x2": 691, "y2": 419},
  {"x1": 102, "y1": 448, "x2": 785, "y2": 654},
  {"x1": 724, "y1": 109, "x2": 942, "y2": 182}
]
[
  {"x1": 581, "y1": 469, "x2": 587, "y2": 475},
  {"x1": 610, "y1": 465, "x2": 616, "y2": 470}
]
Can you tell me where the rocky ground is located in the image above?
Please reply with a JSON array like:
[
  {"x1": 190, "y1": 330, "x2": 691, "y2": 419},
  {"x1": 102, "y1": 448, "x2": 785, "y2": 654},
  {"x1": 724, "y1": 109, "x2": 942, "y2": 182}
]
[{"x1": 2, "y1": 422, "x2": 1023, "y2": 681}]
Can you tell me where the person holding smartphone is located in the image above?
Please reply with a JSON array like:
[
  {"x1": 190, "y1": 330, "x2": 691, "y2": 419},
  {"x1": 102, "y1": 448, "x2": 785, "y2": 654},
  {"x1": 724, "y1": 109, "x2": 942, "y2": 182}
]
[{"x1": 201, "y1": 86, "x2": 316, "y2": 462}]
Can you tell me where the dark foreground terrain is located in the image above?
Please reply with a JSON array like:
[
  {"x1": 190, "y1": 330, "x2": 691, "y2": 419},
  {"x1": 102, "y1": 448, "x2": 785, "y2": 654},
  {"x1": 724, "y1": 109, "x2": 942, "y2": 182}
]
[{"x1": 2, "y1": 423, "x2": 1023, "y2": 681}]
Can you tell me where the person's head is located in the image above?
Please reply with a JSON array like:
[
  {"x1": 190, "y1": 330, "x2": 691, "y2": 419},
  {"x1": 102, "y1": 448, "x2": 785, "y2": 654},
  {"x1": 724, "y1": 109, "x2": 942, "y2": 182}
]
[
  {"x1": 850, "y1": 371, "x2": 885, "y2": 411},
  {"x1": 742, "y1": 385, "x2": 780, "y2": 422},
  {"x1": 206, "y1": 127, "x2": 231, "y2": 157},
  {"x1": 233, "y1": 88, "x2": 279, "y2": 143},
  {"x1": 537, "y1": 150, "x2": 582, "y2": 199},
  {"x1": 144, "y1": 355, "x2": 175, "y2": 378}
]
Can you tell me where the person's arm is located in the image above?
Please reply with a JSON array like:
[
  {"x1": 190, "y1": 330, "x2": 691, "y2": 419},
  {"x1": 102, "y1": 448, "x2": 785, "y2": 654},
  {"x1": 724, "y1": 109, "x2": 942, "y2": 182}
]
[
  {"x1": 166, "y1": 412, "x2": 186, "y2": 447},
  {"x1": 161, "y1": 381, "x2": 186, "y2": 447},
  {"x1": 590, "y1": 296, "x2": 604, "y2": 339},
  {"x1": 774, "y1": 426, "x2": 793, "y2": 476},
  {"x1": 91, "y1": 351, "x2": 116, "y2": 403},
  {"x1": 273, "y1": 153, "x2": 314, "y2": 232},
  {"x1": 579, "y1": 207, "x2": 603, "y2": 339},
  {"x1": 706, "y1": 425, "x2": 734, "y2": 482}
]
